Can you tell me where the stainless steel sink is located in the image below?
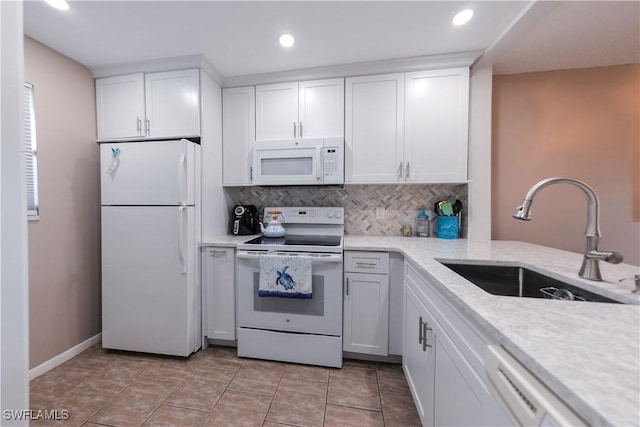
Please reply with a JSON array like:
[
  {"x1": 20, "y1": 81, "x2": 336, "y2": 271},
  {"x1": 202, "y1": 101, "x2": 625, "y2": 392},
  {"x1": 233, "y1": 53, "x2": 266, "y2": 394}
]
[{"x1": 440, "y1": 263, "x2": 621, "y2": 303}]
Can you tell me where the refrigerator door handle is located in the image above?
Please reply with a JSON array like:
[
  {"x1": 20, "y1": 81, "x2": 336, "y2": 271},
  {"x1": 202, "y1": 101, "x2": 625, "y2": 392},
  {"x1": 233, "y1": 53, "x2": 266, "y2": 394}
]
[
  {"x1": 178, "y1": 206, "x2": 187, "y2": 274},
  {"x1": 178, "y1": 140, "x2": 188, "y2": 205}
]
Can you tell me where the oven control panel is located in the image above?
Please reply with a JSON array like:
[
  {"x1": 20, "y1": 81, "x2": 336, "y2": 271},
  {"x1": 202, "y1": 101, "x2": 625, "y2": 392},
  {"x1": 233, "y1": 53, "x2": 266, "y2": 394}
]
[{"x1": 264, "y1": 207, "x2": 344, "y2": 225}]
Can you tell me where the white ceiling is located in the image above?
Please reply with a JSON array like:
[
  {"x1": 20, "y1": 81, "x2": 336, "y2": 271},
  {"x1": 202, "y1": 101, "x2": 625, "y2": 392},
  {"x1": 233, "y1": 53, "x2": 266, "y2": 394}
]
[{"x1": 23, "y1": 1, "x2": 639, "y2": 81}]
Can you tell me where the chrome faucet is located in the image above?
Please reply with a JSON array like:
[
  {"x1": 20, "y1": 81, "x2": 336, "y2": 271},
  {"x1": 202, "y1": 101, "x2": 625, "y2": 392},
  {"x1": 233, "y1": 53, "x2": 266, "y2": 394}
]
[{"x1": 513, "y1": 177, "x2": 623, "y2": 281}]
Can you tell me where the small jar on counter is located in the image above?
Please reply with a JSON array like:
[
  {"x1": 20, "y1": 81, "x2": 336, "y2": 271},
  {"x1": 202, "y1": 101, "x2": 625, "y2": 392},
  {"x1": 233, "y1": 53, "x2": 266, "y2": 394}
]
[
  {"x1": 400, "y1": 225, "x2": 413, "y2": 237},
  {"x1": 415, "y1": 209, "x2": 431, "y2": 237}
]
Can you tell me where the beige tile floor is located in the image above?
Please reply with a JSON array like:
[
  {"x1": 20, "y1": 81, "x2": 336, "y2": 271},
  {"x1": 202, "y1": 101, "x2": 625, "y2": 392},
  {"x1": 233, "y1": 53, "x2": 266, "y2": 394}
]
[{"x1": 29, "y1": 344, "x2": 421, "y2": 427}]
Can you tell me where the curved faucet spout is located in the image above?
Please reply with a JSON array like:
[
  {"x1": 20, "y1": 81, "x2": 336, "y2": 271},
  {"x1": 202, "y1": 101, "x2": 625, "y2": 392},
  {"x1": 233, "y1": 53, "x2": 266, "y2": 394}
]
[
  {"x1": 513, "y1": 177, "x2": 601, "y2": 237},
  {"x1": 513, "y1": 177, "x2": 622, "y2": 281}
]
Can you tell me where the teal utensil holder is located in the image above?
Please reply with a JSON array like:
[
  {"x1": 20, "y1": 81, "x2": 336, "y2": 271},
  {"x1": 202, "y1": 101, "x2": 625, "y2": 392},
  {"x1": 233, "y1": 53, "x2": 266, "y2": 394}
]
[{"x1": 437, "y1": 216, "x2": 459, "y2": 239}]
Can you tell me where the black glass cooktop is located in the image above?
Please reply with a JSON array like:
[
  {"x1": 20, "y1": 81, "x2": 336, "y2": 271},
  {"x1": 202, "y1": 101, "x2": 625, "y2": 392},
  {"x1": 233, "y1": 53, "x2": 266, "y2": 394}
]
[{"x1": 243, "y1": 234, "x2": 342, "y2": 247}]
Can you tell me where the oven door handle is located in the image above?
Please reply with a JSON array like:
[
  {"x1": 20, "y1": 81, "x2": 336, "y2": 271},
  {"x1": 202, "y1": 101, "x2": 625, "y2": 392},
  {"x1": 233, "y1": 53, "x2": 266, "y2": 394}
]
[{"x1": 236, "y1": 251, "x2": 343, "y2": 263}]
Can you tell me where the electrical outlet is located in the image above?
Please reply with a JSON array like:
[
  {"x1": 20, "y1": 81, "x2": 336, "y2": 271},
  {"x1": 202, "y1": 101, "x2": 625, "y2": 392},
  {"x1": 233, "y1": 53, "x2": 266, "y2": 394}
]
[{"x1": 376, "y1": 207, "x2": 386, "y2": 219}]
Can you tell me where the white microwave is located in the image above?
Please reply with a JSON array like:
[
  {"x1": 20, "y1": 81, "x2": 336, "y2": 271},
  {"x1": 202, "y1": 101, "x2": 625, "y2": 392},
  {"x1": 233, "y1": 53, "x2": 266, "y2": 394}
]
[{"x1": 252, "y1": 138, "x2": 344, "y2": 186}]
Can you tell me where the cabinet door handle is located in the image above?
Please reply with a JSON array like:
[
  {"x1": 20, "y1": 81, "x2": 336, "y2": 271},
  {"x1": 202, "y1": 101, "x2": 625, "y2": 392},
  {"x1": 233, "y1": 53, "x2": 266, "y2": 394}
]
[
  {"x1": 136, "y1": 117, "x2": 142, "y2": 135},
  {"x1": 345, "y1": 277, "x2": 350, "y2": 296},
  {"x1": 299, "y1": 121, "x2": 303, "y2": 138},
  {"x1": 398, "y1": 162, "x2": 404, "y2": 179},
  {"x1": 405, "y1": 162, "x2": 410, "y2": 180},
  {"x1": 145, "y1": 119, "x2": 150, "y2": 136},
  {"x1": 209, "y1": 250, "x2": 227, "y2": 257},
  {"x1": 423, "y1": 322, "x2": 433, "y2": 351},
  {"x1": 250, "y1": 166, "x2": 253, "y2": 181},
  {"x1": 418, "y1": 316, "x2": 424, "y2": 344},
  {"x1": 293, "y1": 122, "x2": 297, "y2": 138}
]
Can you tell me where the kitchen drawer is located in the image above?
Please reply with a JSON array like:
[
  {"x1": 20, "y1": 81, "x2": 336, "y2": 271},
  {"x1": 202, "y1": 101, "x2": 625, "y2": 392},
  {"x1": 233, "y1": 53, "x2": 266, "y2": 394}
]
[{"x1": 345, "y1": 251, "x2": 389, "y2": 274}]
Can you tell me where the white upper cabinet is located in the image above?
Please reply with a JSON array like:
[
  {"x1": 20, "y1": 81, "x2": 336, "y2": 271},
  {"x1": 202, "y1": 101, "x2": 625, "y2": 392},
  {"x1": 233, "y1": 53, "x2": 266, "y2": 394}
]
[
  {"x1": 404, "y1": 68, "x2": 469, "y2": 182},
  {"x1": 255, "y1": 78, "x2": 344, "y2": 141},
  {"x1": 96, "y1": 73, "x2": 146, "y2": 141},
  {"x1": 345, "y1": 67, "x2": 469, "y2": 184},
  {"x1": 298, "y1": 79, "x2": 344, "y2": 139},
  {"x1": 345, "y1": 73, "x2": 404, "y2": 183},
  {"x1": 255, "y1": 82, "x2": 298, "y2": 140},
  {"x1": 144, "y1": 69, "x2": 200, "y2": 139},
  {"x1": 222, "y1": 86, "x2": 255, "y2": 186},
  {"x1": 96, "y1": 68, "x2": 200, "y2": 141}
]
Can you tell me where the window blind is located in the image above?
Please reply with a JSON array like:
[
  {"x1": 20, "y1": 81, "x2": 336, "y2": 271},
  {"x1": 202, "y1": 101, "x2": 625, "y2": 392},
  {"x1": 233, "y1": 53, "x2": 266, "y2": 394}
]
[{"x1": 24, "y1": 83, "x2": 39, "y2": 218}]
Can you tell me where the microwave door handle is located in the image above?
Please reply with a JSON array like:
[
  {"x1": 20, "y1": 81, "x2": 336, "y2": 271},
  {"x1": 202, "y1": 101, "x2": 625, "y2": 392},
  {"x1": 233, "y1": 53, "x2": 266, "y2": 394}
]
[{"x1": 315, "y1": 147, "x2": 322, "y2": 180}]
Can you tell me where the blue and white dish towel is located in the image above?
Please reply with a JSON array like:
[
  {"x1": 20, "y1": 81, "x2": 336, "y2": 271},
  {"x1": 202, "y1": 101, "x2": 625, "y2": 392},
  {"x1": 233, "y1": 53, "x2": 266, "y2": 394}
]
[{"x1": 259, "y1": 254, "x2": 312, "y2": 299}]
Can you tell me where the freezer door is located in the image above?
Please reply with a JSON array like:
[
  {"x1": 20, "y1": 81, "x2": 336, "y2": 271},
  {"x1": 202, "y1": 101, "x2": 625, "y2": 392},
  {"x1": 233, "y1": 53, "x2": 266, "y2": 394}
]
[
  {"x1": 102, "y1": 206, "x2": 197, "y2": 356},
  {"x1": 101, "y1": 139, "x2": 195, "y2": 206}
]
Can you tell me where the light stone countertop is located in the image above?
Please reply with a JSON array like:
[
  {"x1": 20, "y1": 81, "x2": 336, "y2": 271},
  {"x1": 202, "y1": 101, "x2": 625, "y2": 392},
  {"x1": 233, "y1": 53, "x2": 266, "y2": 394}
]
[
  {"x1": 344, "y1": 236, "x2": 640, "y2": 427},
  {"x1": 201, "y1": 234, "x2": 640, "y2": 426}
]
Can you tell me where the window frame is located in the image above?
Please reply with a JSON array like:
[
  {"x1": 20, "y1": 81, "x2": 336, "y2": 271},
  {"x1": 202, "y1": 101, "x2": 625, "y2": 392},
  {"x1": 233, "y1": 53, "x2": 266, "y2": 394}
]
[{"x1": 24, "y1": 82, "x2": 40, "y2": 220}]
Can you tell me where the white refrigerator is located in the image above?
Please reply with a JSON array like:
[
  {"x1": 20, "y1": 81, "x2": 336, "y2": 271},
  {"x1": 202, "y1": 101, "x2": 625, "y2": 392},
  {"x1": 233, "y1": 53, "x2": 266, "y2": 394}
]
[{"x1": 100, "y1": 139, "x2": 201, "y2": 356}]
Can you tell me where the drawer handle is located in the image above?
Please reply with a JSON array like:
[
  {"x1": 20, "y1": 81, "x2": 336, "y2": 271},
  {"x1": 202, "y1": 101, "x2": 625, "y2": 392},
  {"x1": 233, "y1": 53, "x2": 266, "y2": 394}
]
[
  {"x1": 345, "y1": 277, "x2": 350, "y2": 296},
  {"x1": 418, "y1": 316, "x2": 423, "y2": 344},
  {"x1": 356, "y1": 261, "x2": 377, "y2": 267}
]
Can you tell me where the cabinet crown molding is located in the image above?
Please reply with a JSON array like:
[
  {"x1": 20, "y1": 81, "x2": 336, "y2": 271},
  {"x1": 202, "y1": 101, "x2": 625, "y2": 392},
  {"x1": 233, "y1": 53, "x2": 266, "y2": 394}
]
[
  {"x1": 90, "y1": 54, "x2": 223, "y2": 85},
  {"x1": 223, "y1": 51, "x2": 482, "y2": 88}
]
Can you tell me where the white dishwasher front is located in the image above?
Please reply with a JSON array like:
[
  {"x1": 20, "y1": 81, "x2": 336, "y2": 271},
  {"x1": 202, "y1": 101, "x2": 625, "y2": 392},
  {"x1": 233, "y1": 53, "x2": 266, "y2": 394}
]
[{"x1": 485, "y1": 345, "x2": 587, "y2": 427}]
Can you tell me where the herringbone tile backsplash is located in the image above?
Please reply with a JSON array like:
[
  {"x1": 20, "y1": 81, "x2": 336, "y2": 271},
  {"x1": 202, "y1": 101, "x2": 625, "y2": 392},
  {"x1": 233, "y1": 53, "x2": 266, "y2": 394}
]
[{"x1": 231, "y1": 184, "x2": 468, "y2": 237}]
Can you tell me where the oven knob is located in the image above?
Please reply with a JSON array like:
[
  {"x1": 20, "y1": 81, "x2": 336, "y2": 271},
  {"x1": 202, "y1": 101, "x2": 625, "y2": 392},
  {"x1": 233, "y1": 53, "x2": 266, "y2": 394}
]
[
  {"x1": 327, "y1": 210, "x2": 334, "y2": 218},
  {"x1": 335, "y1": 211, "x2": 342, "y2": 219}
]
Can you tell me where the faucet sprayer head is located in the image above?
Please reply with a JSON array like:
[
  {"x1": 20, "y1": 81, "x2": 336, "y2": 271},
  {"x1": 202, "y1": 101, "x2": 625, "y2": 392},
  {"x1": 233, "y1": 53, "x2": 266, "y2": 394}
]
[{"x1": 513, "y1": 200, "x2": 532, "y2": 220}]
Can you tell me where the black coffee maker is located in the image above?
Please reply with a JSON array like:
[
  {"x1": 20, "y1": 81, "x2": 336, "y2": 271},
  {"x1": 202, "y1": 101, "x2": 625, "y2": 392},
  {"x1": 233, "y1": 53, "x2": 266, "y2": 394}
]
[{"x1": 229, "y1": 205, "x2": 259, "y2": 235}]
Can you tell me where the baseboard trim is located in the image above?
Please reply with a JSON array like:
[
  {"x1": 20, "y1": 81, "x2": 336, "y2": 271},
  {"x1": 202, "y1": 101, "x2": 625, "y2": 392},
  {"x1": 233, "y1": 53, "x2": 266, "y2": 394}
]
[{"x1": 29, "y1": 333, "x2": 102, "y2": 380}]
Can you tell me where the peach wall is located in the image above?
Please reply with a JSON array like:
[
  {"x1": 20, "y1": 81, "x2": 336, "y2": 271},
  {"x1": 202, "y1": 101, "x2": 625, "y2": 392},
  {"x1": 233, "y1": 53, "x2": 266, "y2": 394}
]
[
  {"x1": 492, "y1": 64, "x2": 640, "y2": 266},
  {"x1": 24, "y1": 37, "x2": 101, "y2": 368}
]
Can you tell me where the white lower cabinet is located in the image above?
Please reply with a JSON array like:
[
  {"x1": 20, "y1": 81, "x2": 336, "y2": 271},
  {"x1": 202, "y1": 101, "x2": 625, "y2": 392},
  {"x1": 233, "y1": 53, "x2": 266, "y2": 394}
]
[
  {"x1": 403, "y1": 283, "x2": 435, "y2": 425},
  {"x1": 202, "y1": 247, "x2": 236, "y2": 341},
  {"x1": 403, "y1": 261, "x2": 513, "y2": 427},
  {"x1": 343, "y1": 251, "x2": 390, "y2": 356},
  {"x1": 433, "y1": 324, "x2": 484, "y2": 426}
]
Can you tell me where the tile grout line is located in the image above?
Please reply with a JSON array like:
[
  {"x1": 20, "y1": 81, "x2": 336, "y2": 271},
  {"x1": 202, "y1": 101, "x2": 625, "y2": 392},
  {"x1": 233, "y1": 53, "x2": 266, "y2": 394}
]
[
  {"x1": 261, "y1": 359, "x2": 284, "y2": 426},
  {"x1": 193, "y1": 349, "x2": 244, "y2": 427}
]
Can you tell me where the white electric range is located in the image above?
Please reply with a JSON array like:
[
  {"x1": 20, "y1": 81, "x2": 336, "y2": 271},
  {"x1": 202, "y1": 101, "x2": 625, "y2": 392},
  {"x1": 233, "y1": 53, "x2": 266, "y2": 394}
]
[{"x1": 235, "y1": 207, "x2": 344, "y2": 368}]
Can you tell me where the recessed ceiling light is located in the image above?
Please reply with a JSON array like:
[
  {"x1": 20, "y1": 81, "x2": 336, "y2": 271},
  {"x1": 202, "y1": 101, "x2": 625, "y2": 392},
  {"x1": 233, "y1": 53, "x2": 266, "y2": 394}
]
[
  {"x1": 44, "y1": 0, "x2": 70, "y2": 10},
  {"x1": 279, "y1": 34, "x2": 295, "y2": 48},
  {"x1": 452, "y1": 9, "x2": 473, "y2": 26}
]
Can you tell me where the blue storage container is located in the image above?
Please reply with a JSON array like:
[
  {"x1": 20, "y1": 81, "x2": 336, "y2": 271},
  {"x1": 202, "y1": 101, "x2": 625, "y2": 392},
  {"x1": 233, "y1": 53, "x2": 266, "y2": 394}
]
[{"x1": 437, "y1": 216, "x2": 459, "y2": 239}]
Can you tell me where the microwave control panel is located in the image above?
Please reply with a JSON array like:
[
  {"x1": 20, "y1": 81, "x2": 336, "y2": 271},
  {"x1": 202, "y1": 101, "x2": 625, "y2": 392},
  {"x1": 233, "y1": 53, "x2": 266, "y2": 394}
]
[
  {"x1": 323, "y1": 146, "x2": 343, "y2": 184},
  {"x1": 324, "y1": 149, "x2": 339, "y2": 177}
]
